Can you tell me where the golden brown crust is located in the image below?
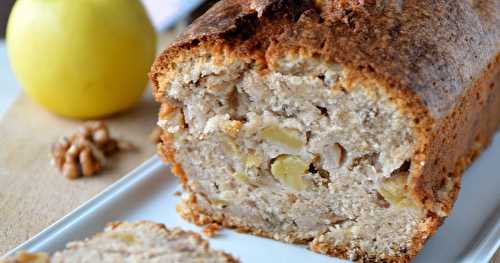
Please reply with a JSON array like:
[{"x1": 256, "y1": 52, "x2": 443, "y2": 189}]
[
  {"x1": 149, "y1": 0, "x2": 310, "y2": 100},
  {"x1": 177, "y1": 191, "x2": 430, "y2": 262},
  {"x1": 158, "y1": 132, "x2": 189, "y2": 186},
  {"x1": 151, "y1": 0, "x2": 499, "y2": 118},
  {"x1": 0, "y1": 252, "x2": 49, "y2": 263},
  {"x1": 203, "y1": 223, "x2": 222, "y2": 238}
]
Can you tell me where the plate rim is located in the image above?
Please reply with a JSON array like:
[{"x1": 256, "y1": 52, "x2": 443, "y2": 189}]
[{"x1": 2, "y1": 156, "x2": 164, "y2": 258}]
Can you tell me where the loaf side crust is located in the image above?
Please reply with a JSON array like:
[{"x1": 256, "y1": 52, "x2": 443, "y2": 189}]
[{"x1": 174, "y1": 193, "x2": 440, "y2": 263}]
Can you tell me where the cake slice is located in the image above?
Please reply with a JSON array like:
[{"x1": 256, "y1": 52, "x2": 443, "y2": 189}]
[
  {"x1": 1, "y1": 252, "x2": 49, "y2": 263},
  {"x1": 1, "y1": 221, "x2": 237, "y2": 263},
  {"x1": 150, "y1": 0, "x2": 500, "y2": 262}
]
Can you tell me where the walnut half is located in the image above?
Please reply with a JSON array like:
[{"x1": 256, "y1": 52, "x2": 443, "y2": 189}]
[{"x1": 51, "y1": 121, "x2": 135, "y2": 179}]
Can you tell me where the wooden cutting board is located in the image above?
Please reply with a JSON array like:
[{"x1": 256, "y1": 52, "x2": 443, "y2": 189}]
[
  {"x1": 0, "y1": 94, "x2": 160, "y2": 254},
  {"x1": 0, "y1": 29, "x2": 182, "y2": 255}
]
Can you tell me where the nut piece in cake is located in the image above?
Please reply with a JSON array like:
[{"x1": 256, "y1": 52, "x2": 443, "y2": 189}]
[
  {"x1": 378, "y1": 173, "x2": 416, "y2": 208},
  {"x1": 261, "y1": 125, "x2": 305, "y2": 150},
  {"x1": 271, "y1": 155, "x2": 310, "y2": 191}
]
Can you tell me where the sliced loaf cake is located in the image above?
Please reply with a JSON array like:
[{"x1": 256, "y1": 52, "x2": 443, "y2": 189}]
[
  {"x1": 2, "y1": 221, "x2": 237, "y2": 263},
  {"x1": 150, "y1": 0, "x2": 500, "y2": 262}
]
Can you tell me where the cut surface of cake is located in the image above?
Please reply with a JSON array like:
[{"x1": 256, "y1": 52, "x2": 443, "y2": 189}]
[
  {"x1": 1, "y1": 221, "x2": 237, "y2": 263},
  {"x1": 150, "y1": 0, "x2": 500, "y2": 262}
]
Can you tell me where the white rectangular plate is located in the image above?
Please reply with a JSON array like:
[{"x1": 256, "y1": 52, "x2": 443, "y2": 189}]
[{"x1": 5, "y1": 133, "x2": 500, "y2": 263}]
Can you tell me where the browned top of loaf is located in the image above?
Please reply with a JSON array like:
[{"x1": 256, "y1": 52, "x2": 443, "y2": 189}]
[{"x1": 152, "y1": 0, "x2": 500, "y2": 119}]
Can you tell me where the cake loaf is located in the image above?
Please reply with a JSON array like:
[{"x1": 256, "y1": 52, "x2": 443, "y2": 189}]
[
  {"x1": 150, "y1": 0, "x2": 500, "y2": 262},
  {"x1": 1, "y1": 221, "x2": 237, "y2": 263}
]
